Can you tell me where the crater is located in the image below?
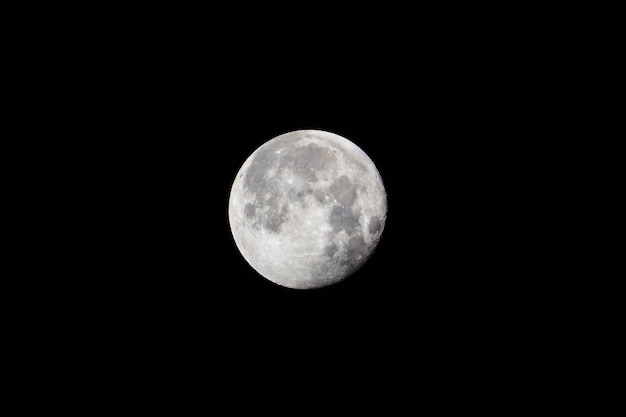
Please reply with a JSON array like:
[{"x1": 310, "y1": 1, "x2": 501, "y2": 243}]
[
  {"x1": 244, "y1": 203, "x2": 256, "y2": 219},
  {"x1": 244, "y1": 178, "x2": 289, "y2": 233},
  {"x1": 264, "y1": 204, "x2": 289, "y2": 233},
  {"x1": 324, "y1": 243, "x2": 338, "y2": 258},
  {"x1": 281, "y1": 143, "x2": 336, "y2": 182},
  {"x1": 368, "y1": 216, "x2": 381, "y2": 234},
  {"x1": 331, "y1": 175, "x2": 357, "y2": 205},
  {"x1": 341, "y1": 234, "x2": 367, "y2": 266},
  {"x1": 329, "y1": 204, "x2": 360, "y2": 233},
  {"x1": 313, "y1": 189, "x2": 327, "y2": 203},
  {"x1": 286, "y1": 185, "x2": 312, "y2": 202}
]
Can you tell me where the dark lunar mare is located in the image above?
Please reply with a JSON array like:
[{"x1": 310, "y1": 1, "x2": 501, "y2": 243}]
[
  {"x1": 331, "y1": 175, "x2": 357, "y2": 205},
  {"x1": 280, "y1": 143, "x2": 336, "y2": 182},
  {"x1": 368, "y1": 216, "x2": 381, "y2": 234},
  {"x1": 329, "y1": 205, "x2": 360, "y2": 232}
]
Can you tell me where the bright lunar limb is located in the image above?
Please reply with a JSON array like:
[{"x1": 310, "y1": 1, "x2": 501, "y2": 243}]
[{"x1": 228, "y1": 129, "x2": 387, "y2": 289}]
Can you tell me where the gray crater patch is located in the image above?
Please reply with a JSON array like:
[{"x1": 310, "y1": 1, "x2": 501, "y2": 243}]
[
  {"x1": 329, "y1": 204, "x2": 360, "y2": 233},
  {"x1": 264, "y1": 204, "x2": 289, "y2": 232},
  {"x1": 244, "y1": 175, "x2": 289, "y2": 233},
  {"x1": 324, "y1": 243, "x2": 338, "y2": 258},
  {"x1": 341, "y1": 235, "x2": 367, "y2": 267},
  {"x1": 331, "y1": 175, "x2": 357, "y2": 205},
  {"x1": 286, "y1": 185, "x2": 312, "y2": 203},
  {"x1": 368, "y1": 216, "x2": 381, "y2": 234},
  {"x1": 244, "y1": 203, "x2": 256, "y2": 219},
  {"x1": 281, "y1": 143, "x2": 336, "y2": 182},
  {"x1": 313, "y1": 189, "x2": 327, "y2": 203}
]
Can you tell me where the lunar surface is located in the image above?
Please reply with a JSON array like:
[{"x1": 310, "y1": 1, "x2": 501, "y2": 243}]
[{"x1": 228, "y1": 129, "x2": 387, "y2": 289}]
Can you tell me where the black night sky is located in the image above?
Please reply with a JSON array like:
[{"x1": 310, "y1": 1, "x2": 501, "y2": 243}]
[
  {"x1": 10, "y1": 0, "x2": 593, "y2": 409},
  {"x1": 115, "y1": 81, "x2": 514, "y2": 387},
  {"x1": 58, "y1": 13, "x2": 545, "y2": 404}
]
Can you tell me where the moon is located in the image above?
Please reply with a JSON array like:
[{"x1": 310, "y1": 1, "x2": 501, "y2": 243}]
[{"x1": 228, "y1": 129, "x2": 387, "y2": 289}]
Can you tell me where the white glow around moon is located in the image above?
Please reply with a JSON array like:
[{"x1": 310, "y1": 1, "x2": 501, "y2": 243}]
[{"x1": 228, "y1": 129, "x2": 387, "y2": 289}]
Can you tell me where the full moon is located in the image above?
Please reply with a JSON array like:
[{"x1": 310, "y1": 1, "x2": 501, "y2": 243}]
[{"x1": 228, "y1": 129, "x2": 387, "y2": 289}]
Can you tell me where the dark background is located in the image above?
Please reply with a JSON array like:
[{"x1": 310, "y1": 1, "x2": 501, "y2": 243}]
[
  {"x1": 37, "y1": 9, "x2": 552, "y2": 404},
  {"x1": 14, "y1": 4, "x2": 598, "y2": 409},
  {"x1": 110, "y1": 71, "x2": 519, "y2": 389}
]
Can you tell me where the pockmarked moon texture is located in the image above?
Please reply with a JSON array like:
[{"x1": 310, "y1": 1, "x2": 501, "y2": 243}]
[{"x1": 228, "y1": 130, "x2": 387, "y2": 289}]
